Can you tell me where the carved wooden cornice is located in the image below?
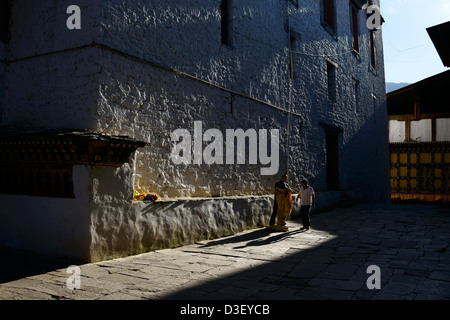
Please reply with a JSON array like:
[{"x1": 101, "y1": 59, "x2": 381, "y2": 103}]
[{"x1": 0, "y1": 129, "x2": 147, "y2": 167}]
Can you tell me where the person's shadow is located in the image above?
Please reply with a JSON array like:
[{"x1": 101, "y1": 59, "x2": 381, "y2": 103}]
[{"x1": 198, "y1": 226, "x2": 308, "y2": 250}]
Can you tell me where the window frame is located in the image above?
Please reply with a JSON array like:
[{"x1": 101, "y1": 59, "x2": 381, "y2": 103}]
[
  {"x1": 321, "y1": 0, "x2": 337, "y2": 39},
  {"x1": 350, "y1": 4, "x2": 360, "y2": 53},
  {"x1": 326, "y1": 59, "x2": 338, "y2": 105}
]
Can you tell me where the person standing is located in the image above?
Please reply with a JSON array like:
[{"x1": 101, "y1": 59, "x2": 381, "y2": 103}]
[
  {"x1": 297, "y1": 179, "x2": 315, "y2": 230},
  {"x1": 269, "y1": 174, "x2": 293, "y2": 231}
]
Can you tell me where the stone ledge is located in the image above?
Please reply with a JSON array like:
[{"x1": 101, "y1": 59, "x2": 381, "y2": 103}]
[{"x1": 136, "y1": 194, "x2": 275, "y2": 204}]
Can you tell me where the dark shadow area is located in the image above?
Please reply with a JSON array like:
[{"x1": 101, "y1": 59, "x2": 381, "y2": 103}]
[
  {"x1": 391, "y1": 198, "x2": 450, "y2": 207},
  {"x1": 0, "y1": 245, "x2": 83, "y2": 284}
]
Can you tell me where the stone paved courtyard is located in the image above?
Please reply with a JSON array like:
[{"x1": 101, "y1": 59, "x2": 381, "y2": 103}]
[{"x1": 1, "y1": 203, "x2": 449, "y2": 301}]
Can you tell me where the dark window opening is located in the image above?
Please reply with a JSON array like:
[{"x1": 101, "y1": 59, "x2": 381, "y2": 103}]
[
  {"x1": 326, "y1": 131, "x2": 339, "y2": 191},
  {"x1": 323, "y1": 0, "x2": 335, "y2": 30},
  {"x1": 327, "y1": 61, "x2": 337, "y2": 104},
  {"x1": 221, "y1": 0, "x2": 233, "y2": 46},
  {"x1": 369, "y1": 30, "x2": 376, "y2": 68},
  {"x1": 289, "y1": 35, "x2": 297, "y2": 80},
  {"x1": 351, "y1": 6, "x2": 360, "y2": 52},
  {"x1": 372, "y1": 94, "x2": 377, "y2": 124},
  {"x1": 353, "y1": 79, "x2": 360, "y2": 113},
  {"x1": 0, "y1": 1, "x2": 11, "y2": 42},
  {"x1": 0, "y1": 166, "x2": 75, "y2": 198}
]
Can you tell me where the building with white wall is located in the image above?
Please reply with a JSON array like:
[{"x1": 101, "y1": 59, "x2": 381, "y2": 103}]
[
  {"x1": 0, "y1": 0, "x2": 390, "y2": 262},
  {"x1": 387, "y1": 21, "x2": 450, "y2": 202}
]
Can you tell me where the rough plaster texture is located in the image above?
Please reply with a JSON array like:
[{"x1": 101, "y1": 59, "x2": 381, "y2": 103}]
[
  {"x1": 89, "y1": 196, "x2": 273, "y2": 262},
  {"x1": 97, "y1": 48, "x2": 289, "y2": 198},
  {"x1": 0, "y1": 0, "x2": 391, "y2": 261}
]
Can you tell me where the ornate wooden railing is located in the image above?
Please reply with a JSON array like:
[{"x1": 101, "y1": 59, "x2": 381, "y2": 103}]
[{"x1": 390, "y1": 141, "x2": 450, "y2": 202}]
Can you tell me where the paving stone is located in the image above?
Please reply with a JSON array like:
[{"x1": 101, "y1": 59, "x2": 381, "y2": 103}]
[
  {"x1": 429, "y1": 271, "x2": 450, "y2": 282},
  {"x1": 414, "y1": 279, "x2": 450, "y2": 299},
  {"x1": 231, "y1": 279, "x2": 279, "y2": 293},
  {"x1": 317, "y1": 263, "x2": 361, "y2": 280},
  {"x1": 295, "y1": 286, "x2": 355, "y2": 300},
  {"x1": 270, "y1": 278, "x2": 308, "y2": 291},
  {"x1": 372, "y1": 291, "x2": 416, "y2": 300},
  {"x1": 0, "y1": 287, "x2": 20, "y2": 300},
  {"x1": 0, "y1": 285, "x2": 55, "y2": 300},
  {"x1": 267, "y1": 287, "x2": 300, "y2": 300},
  {"x1": 389, "y1": 274, "x2": 426, "y2": 286},
  {"x1": 377, "y1": 281, "x2": 418, "y2": 295},
  {"x1": 97, "y1": 292, "x2": 146, "y2": 300},
  {"x1": 287, "y1": 265, "x2": 326, "y2": 279},
  {"x1": 352, "y1": 288, "x2": 378, "y2": 300},
  {"x1": 2, "y1": 278, "x2": 67, "y2": 298},
  {"x1": 307, "y1": 277, "x2": 364, "y2": 291}
]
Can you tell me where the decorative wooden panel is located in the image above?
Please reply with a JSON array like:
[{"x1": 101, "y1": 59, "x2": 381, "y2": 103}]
[{"x1": 390, "y1": 142, "x2": 450, "y2": 202}]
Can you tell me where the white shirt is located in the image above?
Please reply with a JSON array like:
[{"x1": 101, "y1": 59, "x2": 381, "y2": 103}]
[{"x1": 299, "y1": 186, "x2": 315, "y2": 206}]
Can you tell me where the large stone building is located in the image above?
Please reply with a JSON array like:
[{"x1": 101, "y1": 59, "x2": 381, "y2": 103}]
[{"x1": 0, "y1": 0, "x2": 390, "y2": 262}]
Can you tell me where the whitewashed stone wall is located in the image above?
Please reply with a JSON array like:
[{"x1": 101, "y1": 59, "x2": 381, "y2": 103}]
[
  {"x1": 0, "y1": 0, "x2": 391, "y2": 261},
  {"x1": 89, "y1": 194, "x2": 273, "y2": 262},
  {"x1": 2, "y1": 0, "x2": 390, "y2": 201}
]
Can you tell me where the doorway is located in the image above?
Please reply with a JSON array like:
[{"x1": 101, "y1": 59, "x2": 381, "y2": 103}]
[{"x1": 326, "y1": 131, "x2": 339, "y2": 190}]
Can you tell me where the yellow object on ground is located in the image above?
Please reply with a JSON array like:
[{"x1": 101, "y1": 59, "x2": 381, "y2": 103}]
[{"x1": 133, "y1": 190, "x2": 159, "y2": 201}]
